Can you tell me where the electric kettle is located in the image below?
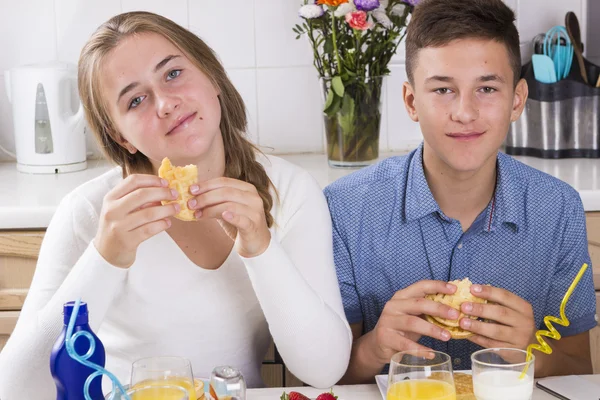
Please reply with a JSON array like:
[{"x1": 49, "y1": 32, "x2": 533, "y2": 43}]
[{"x1": 4, "y1": 62, "x2": 87, "y2": 173}]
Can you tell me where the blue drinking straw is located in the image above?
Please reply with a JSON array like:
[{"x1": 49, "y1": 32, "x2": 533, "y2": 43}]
[{"x1": 65, "y1": 298, "x2": 130, "y2": 400}]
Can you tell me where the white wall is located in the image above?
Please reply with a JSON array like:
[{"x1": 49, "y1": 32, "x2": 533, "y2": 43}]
[{"x1": 0, "y1": 0, "x2": 588, "y2": 161}]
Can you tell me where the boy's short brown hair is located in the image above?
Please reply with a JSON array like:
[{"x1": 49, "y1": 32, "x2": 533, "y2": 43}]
[{"x1": 405, "y1": 0, "x2": 521, "y2": 87}]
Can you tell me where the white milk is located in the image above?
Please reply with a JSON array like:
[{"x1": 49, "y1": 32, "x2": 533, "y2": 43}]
[{"x1": 472, "y1": 370, "x2": 533, "y2": 400}]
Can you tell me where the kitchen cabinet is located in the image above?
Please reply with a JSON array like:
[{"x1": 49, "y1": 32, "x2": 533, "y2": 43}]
[{"x1": 1, "y1": 213, "x2": 600, "y2": 379}]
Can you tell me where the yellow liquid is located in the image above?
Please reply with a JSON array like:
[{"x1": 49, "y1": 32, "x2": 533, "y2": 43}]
[
  {"x1": 131, "y1": 378, "x2": 196, "y2": 400},
  {"x1": 387, "y1": 380, "x2": 456, "y2": 400}
]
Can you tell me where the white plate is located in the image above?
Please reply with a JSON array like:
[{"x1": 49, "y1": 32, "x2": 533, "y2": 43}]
[{"x1": 375, "y1": 371, "x2": 472, "y2": 400}]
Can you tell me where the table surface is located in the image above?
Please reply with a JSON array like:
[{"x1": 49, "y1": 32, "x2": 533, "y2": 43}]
[{"x1": 246, "y1": 374, "x2": 600, "y2": 400}]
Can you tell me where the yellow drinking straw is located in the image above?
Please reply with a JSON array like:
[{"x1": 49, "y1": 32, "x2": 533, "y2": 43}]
[{"x1": 519, "y1": 263, "x2": 589, "y2": 379}]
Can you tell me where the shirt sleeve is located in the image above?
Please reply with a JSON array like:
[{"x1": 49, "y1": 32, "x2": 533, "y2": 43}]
[
  {"x1": 0, "y1": 193, "x2": 129, "y2": 400},
  {"x1": 240, "y1": 169, "x2": 352, "y2": 389},
  {"x1": 325, "y1": 188, "x2": 363, "y2": 325},
  {"x1": 542, "y1": 195, "x2": 598, "y2": 337}
]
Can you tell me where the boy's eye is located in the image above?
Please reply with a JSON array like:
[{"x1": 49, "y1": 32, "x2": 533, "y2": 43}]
[
  {"x1": 167, "y1": 69, "x2": 182, "y2": 80},
  {"x1": 481, "y1": 87, "x2": 497, "y2": 94},
  {"x1": 434, "y1": 88, "x2": 452, "y2": 95}
]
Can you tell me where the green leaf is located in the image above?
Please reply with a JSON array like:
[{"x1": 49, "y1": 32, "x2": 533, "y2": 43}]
[
  {"x1": 332, "y1": 76, "x2": 345, "y2": 97},
  {"x1": 323, "y1": 91, "x2": 342, "y2": 116},
  {"x1": 323, "y1": 88, "x2": 335, "y2": 111},
  {"x1": 337, "y1": 94, "x2": 356, "y2": 137}
]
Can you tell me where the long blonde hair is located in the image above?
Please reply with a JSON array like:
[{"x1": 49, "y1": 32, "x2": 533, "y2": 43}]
[{"x1": 78, "y1": 11, "x2": 275, "y2": 227}]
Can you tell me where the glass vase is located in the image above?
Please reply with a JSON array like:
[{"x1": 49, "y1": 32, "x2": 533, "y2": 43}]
[{"x1": 320, "y1": 76, "x2": 384, "y2": 168}]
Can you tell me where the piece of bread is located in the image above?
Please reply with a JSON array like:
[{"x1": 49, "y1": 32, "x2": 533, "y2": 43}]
[
  {"x1": 158, "y1": 157, "x2": 198, "y2": 222},
  {"x1": 454, "y1": 372, "x2": 475, "y2": 399},
  {"x1": 428, "y1": 372, "x2": 474, "y2": 399},
  {"x1": 425, "y1": 278, "x2": 488, "y2": 339}
]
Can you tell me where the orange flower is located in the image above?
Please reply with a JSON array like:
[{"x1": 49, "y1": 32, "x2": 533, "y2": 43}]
[{"x1": 317, "y1": 0, "x2": 349, "y2": 6}]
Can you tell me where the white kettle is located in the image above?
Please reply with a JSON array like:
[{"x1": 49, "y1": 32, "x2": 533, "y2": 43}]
[{"x1": 4, "y1": 62, "x2": 87, "y2": 174}]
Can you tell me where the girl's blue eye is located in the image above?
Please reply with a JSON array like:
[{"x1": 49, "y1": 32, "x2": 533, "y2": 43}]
[
  {"x1": 167, "y1": 69, "x2": 182, "y2": 80},
  {"x1": 129, "y1": 96, "x2": 144, "y2": 109}
]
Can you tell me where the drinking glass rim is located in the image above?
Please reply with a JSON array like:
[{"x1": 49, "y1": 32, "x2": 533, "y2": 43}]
[
  {"x1": 131, "y1": 355, "x2": 192, "y2": 370},
  {"x1": 471, "y1": 347, "x2": 535, "y2": 368},
  {"x1": 390, "y1": 350, "x2": 452, "y2": 369}
]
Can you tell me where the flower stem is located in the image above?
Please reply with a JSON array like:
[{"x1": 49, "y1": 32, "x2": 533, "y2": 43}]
[{"x1": 331, "y1": 12, "x2": 342, "y2": 75}]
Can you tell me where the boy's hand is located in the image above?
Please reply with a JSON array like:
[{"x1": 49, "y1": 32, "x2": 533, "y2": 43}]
[
  {"x1": 366, "y1": 280, "x2": 459, "y2": 365},
  {"x1": 460, "y1": 284, "x2": 536, "y2": 351}
]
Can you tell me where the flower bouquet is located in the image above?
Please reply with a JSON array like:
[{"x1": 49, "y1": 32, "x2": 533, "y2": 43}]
[{"x1": 295, "y1": 0, "x2": 418, "y2": 167}]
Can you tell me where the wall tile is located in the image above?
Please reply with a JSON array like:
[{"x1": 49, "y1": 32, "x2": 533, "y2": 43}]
[
  {"x1": 387, "y1": 65, "x2": 423, "y2": 151},
  {"x1": 255, "y1": 0, "x2": 313, "y2": 68},
  {"x1": 227, "y1": 69, "x2": 259, "y2": 144},
  {"x1": 121, "y1": 0, "x2": 188, "y2": 28},
  {"x1": 189, "y1": 0, "x2": 255, "y2": 69},
  {"x1": 256, "y1": 67, "x2": 323, "y2": 153},
  {"x1": 56, "y1": 0, "x2": 122, "y2": 64},
  {"x1": 517, "y1": 0, "x2": 583, "y2": 44},
  {"x1": 0, "y1": 74, "x2": 16, "y2": 162},
  {"x1": 0, "y1": 0, "x2": 56, "y2": 72}
]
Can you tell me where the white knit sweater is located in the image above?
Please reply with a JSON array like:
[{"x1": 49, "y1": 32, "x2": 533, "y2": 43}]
[{"x1": 0, "y1": 154, "x2": 352, "y2": 399}]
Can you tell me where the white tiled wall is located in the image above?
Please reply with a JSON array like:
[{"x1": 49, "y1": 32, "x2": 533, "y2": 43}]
[{"x1": 0, "y1": 0, "x2": 588, "y2": 161}]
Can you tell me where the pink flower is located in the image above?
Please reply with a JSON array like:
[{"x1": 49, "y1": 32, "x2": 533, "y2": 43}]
[{"x1": 345, "y1": 11, "x2": 373, "y2": 30}]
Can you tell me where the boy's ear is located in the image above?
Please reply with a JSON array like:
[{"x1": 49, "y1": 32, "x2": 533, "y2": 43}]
[
  {"x1": 403, "y1": 81, "x2": 419, "y2": 122},
  {"x1": 510, "y1": 78, "x2": 529, "y2": 122}
]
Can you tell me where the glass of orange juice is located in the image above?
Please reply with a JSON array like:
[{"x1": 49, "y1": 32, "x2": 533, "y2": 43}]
[
  {"x1": 107, "y1": 384, "x2": 189, "y2": 400},
  {"x1": 387, "y1": 350, "x2": 456, "y2": 400},
  {"x1": 130, "y1": 356, "x2": 196, "y2": 400}
]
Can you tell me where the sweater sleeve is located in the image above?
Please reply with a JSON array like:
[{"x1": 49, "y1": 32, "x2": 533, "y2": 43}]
[
  {"x1": 0, "y1": 192, "x2": 129, "y2": 400},
  {"x1": 240, "y1": 169, "x2": 352, "y2": 389}
]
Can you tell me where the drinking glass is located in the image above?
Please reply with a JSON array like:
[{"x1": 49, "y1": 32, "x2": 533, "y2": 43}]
[
  {"x1": 107, "y1": 384, "x2": 189, "y2": 400},
  {"x1": 387, "y1": 350, "x2": 456, "y2": 400},
  {"x1": 130, "y1": 356, "x2": 196, "y2": 400},
  {"x1": 471, "y1": 348, "x2": 534, "y2": 400}
]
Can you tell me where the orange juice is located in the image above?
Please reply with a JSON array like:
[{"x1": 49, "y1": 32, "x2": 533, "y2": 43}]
[
  {"x1": 387, "y1": 380, "x2": 456, "y2": 400},
  {"x1": 131, "y1": 377, "x2": 196, "y2": 400}
]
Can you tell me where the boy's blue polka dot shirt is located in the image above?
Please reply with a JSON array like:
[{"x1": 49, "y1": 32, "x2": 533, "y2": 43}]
[{"x1": 324, "y1": 143, "x2": 597, "y2": 372}]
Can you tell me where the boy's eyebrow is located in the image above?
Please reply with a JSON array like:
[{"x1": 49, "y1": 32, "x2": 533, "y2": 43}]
[
  {"x1": 425, "y1": 75, "x2": 454, "y2": 83},
  {"x1": 424, "y1": 74, "x2": 506, "y2": 84},
  {"x1": 478, "y1": 74, "x2": 506, "y2": 83}
]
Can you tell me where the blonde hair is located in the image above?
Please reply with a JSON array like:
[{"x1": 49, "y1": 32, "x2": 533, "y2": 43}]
[{"x1": 78, "y1": 11, "x2": 275, "y2": 227}]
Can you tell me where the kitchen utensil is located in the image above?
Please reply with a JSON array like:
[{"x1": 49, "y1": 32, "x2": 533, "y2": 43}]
[
  {"x1": 4, "y1": 62, "x2": 87, "y2": 174},
  {"x1": 565, "y1": 11, "x2": 589, "y2": 84},
  {"x1": 531, "y1": 54, "x2": 557, "y2": 83},
  {"x1": 543, "y1": 26, "x2": 573, "y2": 80}
]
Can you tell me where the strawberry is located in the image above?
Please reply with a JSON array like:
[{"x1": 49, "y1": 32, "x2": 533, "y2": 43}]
[
  {"x1": 316, "y1": 389, "x2": 338, "y2": 400},
  {"x1": 281, "y1": 391, "x2": 311, "y2": 400}
]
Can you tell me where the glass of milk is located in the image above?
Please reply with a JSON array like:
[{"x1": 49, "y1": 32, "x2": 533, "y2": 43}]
[{"x1": 471, "y1": 348, "x2": 534, "y2": 400}]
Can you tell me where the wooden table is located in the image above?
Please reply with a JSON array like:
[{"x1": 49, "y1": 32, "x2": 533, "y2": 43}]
[{"x1": 247, "y1": 375, "x2": 600, "y2": 400}]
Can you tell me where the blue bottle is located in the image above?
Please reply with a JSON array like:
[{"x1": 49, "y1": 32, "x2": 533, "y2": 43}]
[{"x1": 50, "y1": 301, "x2": 106, "y2": 400}]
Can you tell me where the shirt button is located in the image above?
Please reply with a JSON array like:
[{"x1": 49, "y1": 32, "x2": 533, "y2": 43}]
[
  {"x1": 457, "y1": 243, "x2": 463, "y2": 249},
  {"x1": 595, "y1": 314, "x2": 598, "y2": 322},
  {"x1": 454, "y1": 358, "x2": 461, "y2": 366}
]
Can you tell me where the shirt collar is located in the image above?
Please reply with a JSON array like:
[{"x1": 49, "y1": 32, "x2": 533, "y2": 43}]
[{"x1": 404, "y1": 143, "x2": 522, "y2": 231}]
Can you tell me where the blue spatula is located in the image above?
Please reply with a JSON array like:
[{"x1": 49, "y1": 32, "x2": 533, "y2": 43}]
[{"x1": 532, "y1": 54, "x2": 558, "y2": 83}]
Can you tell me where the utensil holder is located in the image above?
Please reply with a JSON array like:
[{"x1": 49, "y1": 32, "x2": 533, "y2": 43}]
[{"x1": 506, "y1": 54, "x2": 600, "y2": 158}]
